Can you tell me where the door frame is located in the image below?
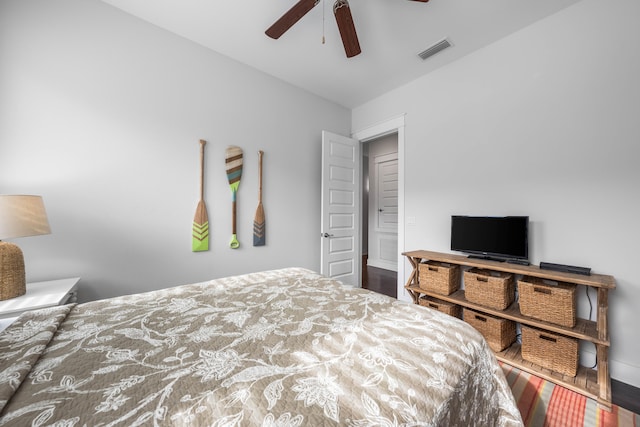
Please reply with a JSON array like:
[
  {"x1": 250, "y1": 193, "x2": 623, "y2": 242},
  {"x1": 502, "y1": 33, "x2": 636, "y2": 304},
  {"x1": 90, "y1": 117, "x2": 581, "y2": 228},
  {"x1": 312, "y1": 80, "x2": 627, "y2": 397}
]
[{"x1": 352, "y1": 114, "x2": 408, "y2": 302}]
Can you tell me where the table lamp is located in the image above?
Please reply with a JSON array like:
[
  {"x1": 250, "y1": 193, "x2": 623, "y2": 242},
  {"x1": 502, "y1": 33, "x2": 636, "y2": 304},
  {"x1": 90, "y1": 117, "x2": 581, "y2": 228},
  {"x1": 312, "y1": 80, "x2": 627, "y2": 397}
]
[{"x1": 0, "y1": 195, "x2": 51, "y2": 301}]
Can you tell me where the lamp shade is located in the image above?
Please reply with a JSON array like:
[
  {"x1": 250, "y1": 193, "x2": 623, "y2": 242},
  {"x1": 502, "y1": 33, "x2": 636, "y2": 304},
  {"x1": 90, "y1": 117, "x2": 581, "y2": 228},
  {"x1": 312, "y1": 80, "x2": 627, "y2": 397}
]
[
  {"x1": 0, "y1": 195, "x2": 51, "y2": 301},
  {"x1": 0, "y1": 195, "x2": 51, "y2": 239}
]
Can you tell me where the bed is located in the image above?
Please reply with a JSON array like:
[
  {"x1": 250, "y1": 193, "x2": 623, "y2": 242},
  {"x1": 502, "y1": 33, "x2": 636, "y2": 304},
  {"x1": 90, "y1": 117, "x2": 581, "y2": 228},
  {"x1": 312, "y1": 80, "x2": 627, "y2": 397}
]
[{"x1": 0, "y1": 267, "x2": 523, "y2": 426}]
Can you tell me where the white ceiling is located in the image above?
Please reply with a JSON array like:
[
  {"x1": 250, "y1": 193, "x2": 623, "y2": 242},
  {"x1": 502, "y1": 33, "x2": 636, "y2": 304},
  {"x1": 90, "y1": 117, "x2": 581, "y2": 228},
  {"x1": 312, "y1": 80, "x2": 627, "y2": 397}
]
[{"x1": 99, "y1": 0, "x2": 582, "y2": 109}]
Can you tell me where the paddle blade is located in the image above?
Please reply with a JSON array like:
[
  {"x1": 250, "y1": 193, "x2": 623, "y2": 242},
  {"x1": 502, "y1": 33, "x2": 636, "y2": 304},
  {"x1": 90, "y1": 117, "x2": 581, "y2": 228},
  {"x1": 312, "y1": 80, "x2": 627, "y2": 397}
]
[
  {"x1": 225, "y1": 146, "x2": 243, "y2": 189},
  {"x1": 253, "y1": 203, "x2": 265, "y2": 246},
  {"x1": 334, "y1": 0, "x2": 361, "y2": 58},
  {"x1": 192, "y1": 201, "x2": 209, "y2": 252}
]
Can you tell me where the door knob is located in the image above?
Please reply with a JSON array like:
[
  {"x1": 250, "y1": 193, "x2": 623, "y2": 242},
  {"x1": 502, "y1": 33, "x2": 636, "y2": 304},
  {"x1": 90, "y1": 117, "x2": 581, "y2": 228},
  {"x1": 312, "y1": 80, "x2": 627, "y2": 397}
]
[{"x1": 322, "y1": 232, "x2": 334, "y2": 238}]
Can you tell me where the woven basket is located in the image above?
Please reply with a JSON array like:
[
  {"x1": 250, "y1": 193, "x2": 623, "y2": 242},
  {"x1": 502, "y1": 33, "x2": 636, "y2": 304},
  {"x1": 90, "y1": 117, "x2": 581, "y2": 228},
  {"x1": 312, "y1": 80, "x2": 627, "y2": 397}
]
[
  {"x1": 463, "y1": 308, "x2": 516, "y2": 352},
  {"x1": 464, "y1": 268, "x2": 515, "y2": 310},
  {"x1": 419, "y1": 296, "x2": 461, "y2": 318},
  {"x1": 518, "y1": 276, "x2": 577, "y2": 327},
  {"x1": 0, "y1": 242, "x2": 26, "y2": 301},
  {"x1": 418, "y1": 261, "x2": 459, "y2": 295},
  {"x1": 521, "y1": 325, "x2": 578, "y2": 377}
]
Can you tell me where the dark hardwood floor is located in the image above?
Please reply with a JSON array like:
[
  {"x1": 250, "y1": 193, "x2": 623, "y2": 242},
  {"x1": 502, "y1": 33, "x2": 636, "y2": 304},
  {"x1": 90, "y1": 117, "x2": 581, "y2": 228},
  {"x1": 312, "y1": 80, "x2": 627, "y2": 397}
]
[
  {"x1": 363, "y1": 265, "x2": 640, "y2": 414},
  {"x1": 362, "y1": 265, "x2": 396, "y2": 299},
  {"x1": 612, "y1": 379, "x2": 640, "y2": 414}
]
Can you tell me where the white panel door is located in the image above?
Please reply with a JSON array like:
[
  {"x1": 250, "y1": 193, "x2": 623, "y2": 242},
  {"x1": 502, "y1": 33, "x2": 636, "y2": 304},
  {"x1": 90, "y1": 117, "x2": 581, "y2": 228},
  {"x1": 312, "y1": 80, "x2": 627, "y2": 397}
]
[
  {"x1": 320, "y1": 131, "x2": 360, "y2": 287},
  {"x1": 368, "y1": 153, "x2": 398, "y2": 272},
  {"x1": 376, "y1": 157, "x2": 398, "y2": 230}
]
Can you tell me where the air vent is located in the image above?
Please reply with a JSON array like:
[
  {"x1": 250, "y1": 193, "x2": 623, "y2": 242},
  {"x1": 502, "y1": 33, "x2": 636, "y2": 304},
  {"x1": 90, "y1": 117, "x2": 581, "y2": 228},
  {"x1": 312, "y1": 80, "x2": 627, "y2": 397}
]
[{"x1": 418, "y1": 38, "x2": 451, "y2": 60}]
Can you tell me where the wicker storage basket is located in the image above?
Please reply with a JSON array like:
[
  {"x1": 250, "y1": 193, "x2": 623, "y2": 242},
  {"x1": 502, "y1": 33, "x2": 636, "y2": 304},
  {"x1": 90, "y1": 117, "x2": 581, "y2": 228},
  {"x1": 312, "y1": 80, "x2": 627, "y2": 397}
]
[
  {"x1": 463, "y1": 308, "x2": 516, "y2": 352},
  {"x1": 418, "y1": 261, "x2": 459, "y2": 295},
  {"x1": 521, "y1": 325, "x2": 578, "y2": 377},
  {"x1": 419, "y1": 296, "x2": 461, "y2": 318},
  {"x1": 463, "y1": 268, "x2": 515, "y2": 310},
  {"x1": 518, "y1": 276, "x2": 577, "y2": 327}
]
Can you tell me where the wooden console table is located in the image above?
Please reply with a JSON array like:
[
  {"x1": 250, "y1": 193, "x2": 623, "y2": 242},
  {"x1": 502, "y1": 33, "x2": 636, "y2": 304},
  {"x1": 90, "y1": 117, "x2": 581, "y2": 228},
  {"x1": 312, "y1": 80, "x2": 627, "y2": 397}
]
[{"x1": 403, "y1": 250, "x2": 615, "y2": 409}]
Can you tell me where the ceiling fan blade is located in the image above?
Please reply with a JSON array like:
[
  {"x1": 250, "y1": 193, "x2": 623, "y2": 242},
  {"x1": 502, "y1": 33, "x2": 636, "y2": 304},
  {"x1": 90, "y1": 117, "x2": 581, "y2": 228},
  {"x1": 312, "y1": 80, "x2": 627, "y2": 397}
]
[
  {"x1": 333, "y1": 0, "x2": 361, "y2": 58},
  {"x1": 266, "y1": 0, "x2": 320, "y2": 39}
]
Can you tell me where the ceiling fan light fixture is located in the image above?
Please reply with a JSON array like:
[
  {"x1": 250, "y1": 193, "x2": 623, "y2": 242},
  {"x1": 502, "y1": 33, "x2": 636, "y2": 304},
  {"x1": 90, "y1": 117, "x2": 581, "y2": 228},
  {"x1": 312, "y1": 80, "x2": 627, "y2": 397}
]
[{"x1": 333, "y1": 0, "x2": 361, "y2": 58}]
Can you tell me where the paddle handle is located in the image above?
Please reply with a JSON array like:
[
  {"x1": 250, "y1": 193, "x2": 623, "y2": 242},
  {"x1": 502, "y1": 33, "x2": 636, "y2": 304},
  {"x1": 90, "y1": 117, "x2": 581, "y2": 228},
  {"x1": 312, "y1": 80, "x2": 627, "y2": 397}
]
[
  {"x1": 199, "y1": 139, "x2": 206, "y2": 200},
  {"x1": 232, "y1": 197, "x2": 237, "y2": 234},
  {"x1": 230, "y1": 193, "x2": 239, "y2": 249},
  {"x1": 258, "y1": 150, "x2": 263, "y2": 203}
]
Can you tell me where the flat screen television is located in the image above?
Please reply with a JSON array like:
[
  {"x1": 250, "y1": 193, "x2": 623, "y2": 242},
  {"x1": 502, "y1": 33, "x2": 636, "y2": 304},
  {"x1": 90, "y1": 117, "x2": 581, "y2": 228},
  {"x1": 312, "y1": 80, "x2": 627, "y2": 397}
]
[{"x1": 450, "y1": 216, "x2": 529, "y2": 262}]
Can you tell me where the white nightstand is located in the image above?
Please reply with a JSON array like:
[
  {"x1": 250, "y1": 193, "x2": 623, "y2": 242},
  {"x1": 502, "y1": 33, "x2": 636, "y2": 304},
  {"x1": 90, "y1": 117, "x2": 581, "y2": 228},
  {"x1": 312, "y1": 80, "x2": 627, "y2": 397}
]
[{"x1": 0, "y1": 277, "x2": 80, "y2": 323}]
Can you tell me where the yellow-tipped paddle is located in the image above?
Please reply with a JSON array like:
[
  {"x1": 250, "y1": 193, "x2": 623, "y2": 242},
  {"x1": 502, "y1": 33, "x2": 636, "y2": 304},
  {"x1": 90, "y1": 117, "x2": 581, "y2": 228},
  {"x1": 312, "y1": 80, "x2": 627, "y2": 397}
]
[
  {"x1": 253, "y1": 150, "x2": 265, "y2": 246},
  {"x1": 192, "y1": 139, "x2": 209, "y2": 252},
  {"x1": 225, "y1": 146, "x2": 243, "y2": 249}
]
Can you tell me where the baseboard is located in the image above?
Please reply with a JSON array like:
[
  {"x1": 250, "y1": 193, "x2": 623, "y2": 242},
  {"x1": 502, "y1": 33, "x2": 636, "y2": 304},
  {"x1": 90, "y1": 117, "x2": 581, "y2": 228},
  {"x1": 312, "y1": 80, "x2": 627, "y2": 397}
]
[{"x1": 610, "y1": 357, "x2": 640, "y2": 390}]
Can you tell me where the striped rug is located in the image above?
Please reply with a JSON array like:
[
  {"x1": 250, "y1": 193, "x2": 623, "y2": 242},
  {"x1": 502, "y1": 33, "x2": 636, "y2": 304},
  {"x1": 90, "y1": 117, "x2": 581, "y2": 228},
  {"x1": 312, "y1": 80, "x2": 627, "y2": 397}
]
[{"x1": 501, "y1": 364, "x2": 640, "y2": 427}]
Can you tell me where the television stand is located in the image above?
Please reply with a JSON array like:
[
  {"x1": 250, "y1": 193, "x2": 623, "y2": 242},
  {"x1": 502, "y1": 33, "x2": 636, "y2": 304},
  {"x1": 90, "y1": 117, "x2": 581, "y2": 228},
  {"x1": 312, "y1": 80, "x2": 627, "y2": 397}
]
[{"x1": 402, "y1": 249, "x2": 615, "y2": 410}]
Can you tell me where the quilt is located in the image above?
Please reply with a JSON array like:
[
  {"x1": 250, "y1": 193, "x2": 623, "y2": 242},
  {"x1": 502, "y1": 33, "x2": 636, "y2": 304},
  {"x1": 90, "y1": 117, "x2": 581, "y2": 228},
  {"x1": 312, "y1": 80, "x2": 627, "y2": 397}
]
[{"x1": 0, "y1": 268, "x2": 523, "y2": 426}]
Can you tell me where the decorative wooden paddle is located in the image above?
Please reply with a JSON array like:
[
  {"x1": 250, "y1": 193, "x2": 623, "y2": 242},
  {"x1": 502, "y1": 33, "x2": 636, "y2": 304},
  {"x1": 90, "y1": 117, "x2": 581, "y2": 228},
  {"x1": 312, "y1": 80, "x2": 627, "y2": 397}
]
[
  {"x1": 192, "y1": 139, "x2": 209, "y2": 252},
  {"x1": 225, "y1": 146, "x2": 243, "y2": 249},
  {"x1": 253, "y1": 150, "x2": 265, "y2": 246}
]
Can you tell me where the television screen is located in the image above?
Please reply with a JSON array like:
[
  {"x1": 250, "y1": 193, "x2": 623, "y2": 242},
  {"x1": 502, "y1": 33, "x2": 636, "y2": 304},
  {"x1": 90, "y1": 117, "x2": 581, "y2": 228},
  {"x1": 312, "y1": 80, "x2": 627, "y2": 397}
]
[{"x1": 450, "y1": 216, "x2": 529, "y2": 261}]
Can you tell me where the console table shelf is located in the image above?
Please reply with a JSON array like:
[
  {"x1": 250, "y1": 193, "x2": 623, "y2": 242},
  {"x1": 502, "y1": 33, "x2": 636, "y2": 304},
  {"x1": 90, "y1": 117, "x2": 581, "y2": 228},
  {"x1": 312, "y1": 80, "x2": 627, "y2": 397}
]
[
  {"x1": 405, "y1": 286, "x2": 604, "y2": 345},
  {"x1": 403, "y1": 250, "x2": 615, "y2": 409},
  {"x1": 496, "y1": 344, "x2": 601, "y2": 402}
]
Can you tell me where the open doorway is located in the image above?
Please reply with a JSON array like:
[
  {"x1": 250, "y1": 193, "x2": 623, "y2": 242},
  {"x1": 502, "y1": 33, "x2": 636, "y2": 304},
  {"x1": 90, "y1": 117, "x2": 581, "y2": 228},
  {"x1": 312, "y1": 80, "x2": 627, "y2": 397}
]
[
  {"x1": 321, "y1": 115, "x2": 406, "y2": 300},
  {"x1": 361, "y1": 133, "x2": 398, "y2": 298}
]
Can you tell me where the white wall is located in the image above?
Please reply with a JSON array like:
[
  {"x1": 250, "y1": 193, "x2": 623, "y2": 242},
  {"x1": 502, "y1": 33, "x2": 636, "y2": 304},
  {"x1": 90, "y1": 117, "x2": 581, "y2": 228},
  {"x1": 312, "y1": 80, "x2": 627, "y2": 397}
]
[
  {"x1": 353, "y1": 0, "x2": 640, "y2": 387},
  {"x1": 0, "y1": 0, "x2": 350, "y2": 301}
]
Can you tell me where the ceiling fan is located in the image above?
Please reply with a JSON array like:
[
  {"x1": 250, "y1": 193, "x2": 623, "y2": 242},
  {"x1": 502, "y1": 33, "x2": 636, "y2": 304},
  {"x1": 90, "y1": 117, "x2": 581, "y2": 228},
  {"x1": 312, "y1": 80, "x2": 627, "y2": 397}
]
[{"x1": 266, "y1": 0, "x2": 430, "y2": 58}]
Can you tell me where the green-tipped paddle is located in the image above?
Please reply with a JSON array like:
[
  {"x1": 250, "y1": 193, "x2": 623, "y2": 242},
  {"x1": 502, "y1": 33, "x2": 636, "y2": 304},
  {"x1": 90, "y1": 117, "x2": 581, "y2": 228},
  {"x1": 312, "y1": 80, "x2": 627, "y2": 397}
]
[
  {"x1": 192, "y1": 139, "x2": 209, "y2": 252},
  {"x1": 225, "y1": 146, "x2": 243, "y2": 249},
  {"x1": 253, "y1": 150, "x2": 265, "y2": 246}
]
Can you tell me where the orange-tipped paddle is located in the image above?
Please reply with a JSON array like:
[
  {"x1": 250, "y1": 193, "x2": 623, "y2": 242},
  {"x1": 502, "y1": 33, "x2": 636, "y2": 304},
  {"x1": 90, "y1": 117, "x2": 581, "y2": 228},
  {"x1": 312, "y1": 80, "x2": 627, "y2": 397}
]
[
  {"x1": 253, "y1": 150, "x2": 265, "y2": 246},
  {"x1": 192, "y1": 139, "x2": 209, "y2": 251}
]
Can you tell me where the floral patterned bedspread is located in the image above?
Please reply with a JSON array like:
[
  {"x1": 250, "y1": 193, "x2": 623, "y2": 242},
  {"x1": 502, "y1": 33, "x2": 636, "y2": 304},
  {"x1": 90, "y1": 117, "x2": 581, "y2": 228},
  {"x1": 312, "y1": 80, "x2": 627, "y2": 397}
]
[{"x1": 0, "y1": 268, "x2": 523, "y2": 426}]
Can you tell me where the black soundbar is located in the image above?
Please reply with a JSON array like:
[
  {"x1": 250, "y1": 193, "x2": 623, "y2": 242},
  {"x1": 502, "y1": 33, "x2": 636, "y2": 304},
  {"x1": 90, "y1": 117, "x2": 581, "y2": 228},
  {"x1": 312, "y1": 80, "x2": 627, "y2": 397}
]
[{"x1": 539, "y1": 262, "x2": 591, "y2": 276}]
